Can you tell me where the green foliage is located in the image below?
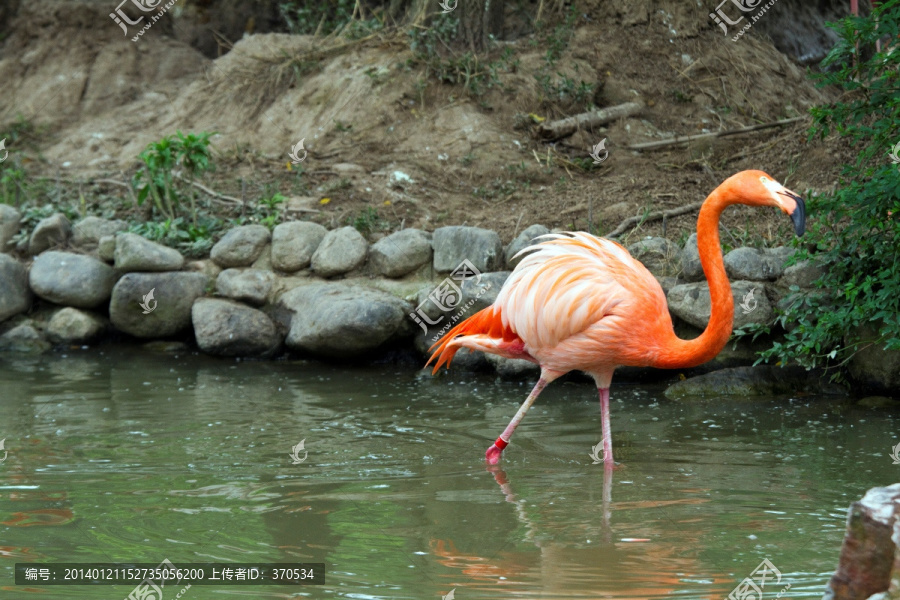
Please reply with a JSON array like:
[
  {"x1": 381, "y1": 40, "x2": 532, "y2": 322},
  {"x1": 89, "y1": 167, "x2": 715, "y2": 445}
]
[
  {"x1": 279, "y1": 0, "x2": 381, "y2": 38},
  {"x1": 128, "y1": 215, "x2": 226, "y2": 258},
  {"x1": 254, "y1": 192, "x2": 286, "y2": 230},
  {"x1": 753, "y1": 1, "x2": 900, "y2": 378},
  {"x1": 133, "y1": 131, "x2": 215, "y2": 223},
  {"x1": 348, "y1": 206, "x2": 382, "y2": 235}
]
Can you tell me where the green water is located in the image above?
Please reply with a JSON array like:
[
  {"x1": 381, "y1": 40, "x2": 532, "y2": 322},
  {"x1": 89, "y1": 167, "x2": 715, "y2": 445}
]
[{"x1": 0, "y1": 346, "x2": 897, "y2": 599}]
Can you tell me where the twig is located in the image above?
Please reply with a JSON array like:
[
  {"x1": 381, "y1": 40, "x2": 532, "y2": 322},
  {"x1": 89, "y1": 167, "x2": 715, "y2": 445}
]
[
  {"x1": 537, "y1": 102, "x2": 643, "y2": 141},
  {"x1": 607, "y1": 202, "x2": 703, "y2": 239},
  {"x1": 172, "y1": 173, "x2": 241, "y2": 204},
  {"x1": 626, "y1": 117, "x2": 805, "y2": 152}
]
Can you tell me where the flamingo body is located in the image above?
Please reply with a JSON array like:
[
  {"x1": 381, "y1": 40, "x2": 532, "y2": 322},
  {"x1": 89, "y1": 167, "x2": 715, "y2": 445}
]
[{"x1": 427, "y1": 170, "x2": 806, "y2": 466}]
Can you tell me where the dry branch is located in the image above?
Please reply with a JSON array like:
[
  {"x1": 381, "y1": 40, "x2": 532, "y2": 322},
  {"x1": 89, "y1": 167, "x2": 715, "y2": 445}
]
[
  {"x1": 537, "y1": 102, "x2": 643, "y2": 141},
  {"x1": 607, "y1": 202, "x2": 703, "y2": 239},
  {"x1": 626, "y1": 117, "x2": 804, "y2": 152}
]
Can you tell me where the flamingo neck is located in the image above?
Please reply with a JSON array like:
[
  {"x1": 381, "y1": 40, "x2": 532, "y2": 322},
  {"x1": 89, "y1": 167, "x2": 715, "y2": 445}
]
[{"x1": 655, "y1": 188, "x2": 734, "y2": 369}]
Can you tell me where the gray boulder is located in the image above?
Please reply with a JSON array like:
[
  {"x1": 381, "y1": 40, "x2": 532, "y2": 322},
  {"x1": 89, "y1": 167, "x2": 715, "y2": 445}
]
[
  {"x1": 724, "y1": 246, "x2": 794, "y2": 281},
  {"x1": 71, "y1": 216, "x2": 127, "y2": 250},
  {"x1": 192, "y1": 298, "x2": 280, "y2": 357},
  {"x1": 311, "y1": 226, "x2": 368, "y2": 278},
  {"x1": 0, "y1": 322, "x2": 50, "y2": 353},
  {"x1": 627, "y1": 236, "x2": 681, "y2": 277},
  {"x1": 279, "y1": 282, "x2": 410, "y2": 357},
  {"x1": 46, "y1": 308, "x2": 106, "y2": 344},
  {"x1": 29, "y1": 251, "x2": 117, "y2": 308},
  {"x1": 413, "y1": 271, "x2": 509, "y2": 324},
  {"x1": 210, "y1": 225, "x2": 270, "y2": 267},
  {"x1": 780, "y1": 259, "x2": 825, "y2": 288},
  {"x1": 98, "y1": 235, "x2": 116, "y2": 262},
  {"x1": 667, "y1": 280, "x2": 773, "y2": 330},
  {"x1": 115, "y1": 233, "x2": 184, "y2": 272},
  {"x1": 29, "y1": 213, "x2": 71, "y2": 255},
  {"x1": 822, "y1": 484, "x2": 900, "y2": 600},
  {"x1": 679, "y1": 233, "x2": 703, "y2": 282},
  {"x1": 848, "y1": 324, "x2": 900, "y2": 393},
  {"x1": 369, "y1": 228, "x2": 432, "y2": 278},
  {"x1": 215, "y1": 268, "x2": 274, "y2": 306},
  {"x1": 0, "y1": 204, "x2": 21, "y2": 252},
  {"x1": 664, "y1": 365, "x2": 822, "y2": 400},
  {"x1": 0, "y1": 254, "x2": 31, "y2": 322},
  {"x1": 271, "y1": 221, "x2": 327, "y2": 272},
  {"x1": 485, "y1": 354, "x2": 540, "y2": 379},
  {"x1": 433, "y1": 226, "x2": 503, "y2": 274},
  {"x1": 505, "y1": 224, "x2": 550, "y2": 270},
  {"x1": 109, "y1": 272, "x2": 209, "y2": 338}
]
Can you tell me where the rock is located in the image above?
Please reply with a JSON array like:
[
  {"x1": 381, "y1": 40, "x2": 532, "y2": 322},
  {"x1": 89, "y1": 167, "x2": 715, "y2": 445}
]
[
  {"x1": 0, "y1": 254, "x2": 31, "y2": 322},
  {"x1": 667, "y1": 280, "x2": 773, "y2": 330},
  {"x1": 857, "y1": 396, "x2": 900, "y2": 408},
  {"x1": 115, "y1": 232, "x2": 185, "y2": 272},
  {"x1": 627, "y1": 237, "x2": 681, "y2": 277},
  {"x1": 251, "y1": 244, "x2": 272, "y2": 271},
  {"x1": 369, "y1": 228, "x2": 432, "y2": 277},
  {"x1": 654, "y1": 276, "x2": 680, "y2": 296},
  {"x1": 109, "y1": 272, "x2": 209, "y2": 338},
  {"x1": 664, "y1": 365, "x2": 814, "y2": 400},
  {"x1": 724, "y1": 246, "x2": 794, "y2": 281},
  {"x1": 0, "y1": 322, "x2": 50, "y2": 353},
  {"x1": 485, "y1": 353, "x2": 540, "y2": 379},
  {"x1": 0, "y1": 204, "x2": 21, "y2": 252},
  {"x1": 270, "y1": 221, "x2": 327, "y2": 272},
  {"x1": 311, "y1": 226, "x2": 368, "y2": 278},
  {"x1": 505, "y1": 224, "x2": 550, "y2": 270},
  {"x1": 98, "y1": 235, "x2": 116, "y2": 262},
  {"x1": 28, "y1": 213, "x2": 71, "y2": 255},
  {"x1": 780, "y1": 258, "x2": 825, "y2": 288},
  {"x1": 215, "y1": 268, "x2": 275, "y2": 306},
  {"x1": 192, "y1": 298, "x2": 280, "y2": 357},
  {"x1": 679, "y1": 233, "x2": 703, "y2": 282},
  {"x1": 822, "y1": 484, "x2": 900, "y2": 600},
  {"x1": 413, "y1": 271, "x2": 509, "y2": 324},
  {"x1": 143, "y1": 341, "x2": 189, "y2": 353},
  {"x1": 184, "y1": 259, "x2": 222, "y2": 279},
  {"x1": 71, "y1": 216, "x2": 127, "y2": 250},
  {"x1": 29, "y1": 251, "x2": 117, "y2": 308},
  {"x1": 848, "y1": 324, "x2": 900, "y2": 393},
  {"x1": 210, "y1": 225, "x2": 271, "y2": 267},
  {"x1": 46, "y1": 308, "x2": 106, "y2": 344},
  {"x1": 433, "y1": 226, "x2": 504, "y2": 274},
  {"x1": 278, "y1": 282, "x2": 410, "y2": 357}
]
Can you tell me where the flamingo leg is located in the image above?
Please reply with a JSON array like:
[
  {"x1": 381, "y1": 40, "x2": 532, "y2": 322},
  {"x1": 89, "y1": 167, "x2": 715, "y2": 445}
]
[
  {"x1": 486, "y1": 377, "x2": 550, "y2": 464},
  {"x1": 598, "y1": 387, "x2": 614, "y2": 468}
]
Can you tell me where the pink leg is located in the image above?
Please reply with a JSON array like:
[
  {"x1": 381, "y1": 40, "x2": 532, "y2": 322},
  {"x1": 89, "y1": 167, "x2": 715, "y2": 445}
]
[
  {"x1": 598, "y1": 387, "x2": 614, "y2": 468},
  {"x1": 485, "y1": 377, "x2": 550, "y2": 464}
]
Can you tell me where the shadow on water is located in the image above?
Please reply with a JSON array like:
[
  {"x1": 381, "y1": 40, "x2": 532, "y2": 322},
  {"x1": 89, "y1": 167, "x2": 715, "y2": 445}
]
[{"x1": 0, "y1": 346, "x2": 897, "y2": 598}]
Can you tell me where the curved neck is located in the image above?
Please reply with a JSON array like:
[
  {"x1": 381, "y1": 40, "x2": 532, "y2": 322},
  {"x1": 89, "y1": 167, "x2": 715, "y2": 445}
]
[{"x1": 655, "y1": 188, "x2": 734, "y2": 369}]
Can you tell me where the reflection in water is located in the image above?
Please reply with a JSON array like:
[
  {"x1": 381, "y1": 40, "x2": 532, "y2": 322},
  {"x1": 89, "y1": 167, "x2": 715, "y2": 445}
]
[{"x1": 0, "y1": 348, "x2": 894, "y2": 598}]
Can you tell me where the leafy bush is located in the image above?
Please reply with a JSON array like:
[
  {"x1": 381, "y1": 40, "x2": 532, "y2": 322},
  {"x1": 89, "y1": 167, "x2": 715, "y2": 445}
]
[{"x1": 756, "y1": 0, "x2": 900, "y2": 377}]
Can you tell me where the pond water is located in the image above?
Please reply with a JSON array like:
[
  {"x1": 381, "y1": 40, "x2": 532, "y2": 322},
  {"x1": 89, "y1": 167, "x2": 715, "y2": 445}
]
[{"x1": 0, "y1": 347, "x2": 897, "y2": 599}]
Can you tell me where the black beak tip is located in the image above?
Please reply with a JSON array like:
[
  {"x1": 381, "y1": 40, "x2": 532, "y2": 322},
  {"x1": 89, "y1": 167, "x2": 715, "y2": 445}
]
[{"x1": 790, "y1": 196, "x2": 806, "y2": 237}]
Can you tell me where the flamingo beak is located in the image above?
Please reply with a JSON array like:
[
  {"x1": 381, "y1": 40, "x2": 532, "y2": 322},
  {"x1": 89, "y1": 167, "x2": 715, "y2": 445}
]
[{"x1": 778, "y1": 190, "x2": 806, "y2": 236}]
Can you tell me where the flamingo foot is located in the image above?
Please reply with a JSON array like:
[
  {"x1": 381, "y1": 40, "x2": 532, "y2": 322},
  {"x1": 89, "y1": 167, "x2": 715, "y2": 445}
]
[{"x1": 485, "y1": 444, "x2": 503, "y2": 464}]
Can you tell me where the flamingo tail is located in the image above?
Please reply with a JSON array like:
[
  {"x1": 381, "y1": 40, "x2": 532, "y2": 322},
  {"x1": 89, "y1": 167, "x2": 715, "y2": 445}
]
[{"x1": 426, "y1": 307, "x2": 530, "y2": 374}]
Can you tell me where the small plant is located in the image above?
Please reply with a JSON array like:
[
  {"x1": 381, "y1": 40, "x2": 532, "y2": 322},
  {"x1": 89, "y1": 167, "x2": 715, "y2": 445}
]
[
  {"x1": 254, "y1": 192, "x2": 286, "y2": 230},
  {"x1": 348, "y1": 206, "x2": 381, "y2": 235}
]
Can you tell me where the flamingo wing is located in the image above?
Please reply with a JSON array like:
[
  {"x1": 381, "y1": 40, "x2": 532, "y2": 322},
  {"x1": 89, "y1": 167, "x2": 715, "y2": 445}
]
[{"x1": 429, "y1": 233, "x2": 671, "y2": 373}]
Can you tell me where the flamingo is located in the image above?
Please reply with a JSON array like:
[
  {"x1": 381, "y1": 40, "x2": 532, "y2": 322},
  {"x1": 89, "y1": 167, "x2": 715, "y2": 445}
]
[{"x1": 427, "y1": 170, "x2": 806, "y2": 467}]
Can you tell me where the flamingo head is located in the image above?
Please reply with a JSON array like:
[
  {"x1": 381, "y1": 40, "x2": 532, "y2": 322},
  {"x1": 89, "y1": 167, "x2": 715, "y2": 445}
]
[{"x1": 736, "y1": 170, "x2": 806, "y2": 236}]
